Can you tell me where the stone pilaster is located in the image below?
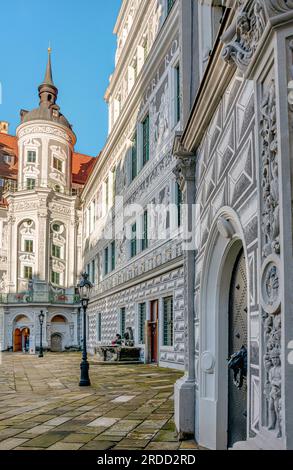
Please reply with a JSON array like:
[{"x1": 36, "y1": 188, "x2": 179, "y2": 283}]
[{"x1": 173, "y1": 133, "x2": 196, "y2": 439}]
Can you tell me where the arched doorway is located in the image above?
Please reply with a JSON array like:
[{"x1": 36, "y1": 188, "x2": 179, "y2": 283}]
[
  {"x1": 51, "y1": 333, "x2": 62, "y2": 352},
  {"x1": 199, "y1": 211, "x2": 249, "y2": 450},
  {"x1": 228, "y1": 249, "x2": 248, "y2": 448},
  {"x1": 13, "y1": 315, "x2": 31, "y2": 352}
]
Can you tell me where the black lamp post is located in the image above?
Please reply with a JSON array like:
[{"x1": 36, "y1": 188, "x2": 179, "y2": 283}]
[
  {"x1": 38, "y1": 310, "x2": 45, "y2": 358},
  {"x1": 78, "y1": 272, "x2": 93, "y2": 386}
]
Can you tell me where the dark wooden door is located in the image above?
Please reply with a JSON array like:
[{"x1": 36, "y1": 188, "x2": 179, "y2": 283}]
[
  {"x1": 51, "y1": 333, "x2": 62, "y2": 352},
  {"x1": 13, "y1": 329, "x2": 22, "y2": 352},
  {"x1": 150, "y1": 300, "x2": 159, "y2": 363},
  {"x1": 228, "y1": 250, "x2": 248, "y2": 448}
]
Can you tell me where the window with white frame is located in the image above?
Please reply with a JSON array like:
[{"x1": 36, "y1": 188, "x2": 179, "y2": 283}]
[
  {"x1": 142, "y1": 114, "x2": 150, "y2": 167},
  {"x1": 163, "y1": 296, "x2": 174, "y2": 346},
  {"x1": 26, "y1": 178, "x2": 36, "y2": 190},
  {"x1": 51, "y1": 271, "x2": 61, "y2": 286},
  {"x1": 130, "y1": 222, "x2": 137, "y2": 258},
  {"x1": 111, "y1": 241, "x2": 116, "y2": 271},
  {"x1": 104, "y1": 246, "x2": 109, "y2": 276},
  {"x1": 176, "y1": 182, "x2": 182, "y2": 228},
  {"x1": 24, "y1": 240, "x2": 33, "y2": 253},
  {"x1": 97, "y1": 313, "x2": 102, "y2": 342},
  {"x1": 91, "y1": 258, "x2": 96, "y2": 284},
  {"x1": 131, "y1": 132, "x2": 137, "y2": 181},
  {"x1": 27, "y1": 150, "x2": 36, "y2": 163},
  {"x1": 120, "y1": 307, "x2": 126, "y2": 337},
  {"x1": 53, "y1": 156, "x2": 63, "y2": 172},
  {"x1": 52, "y1": 244, "x2": 61, "y2": 259},
  {"x1": 141, "y1": 210, "x2": 148, "y2": 251},
  {"x1": 24, "y1": 266, "x2": 33, "y2": 280}
]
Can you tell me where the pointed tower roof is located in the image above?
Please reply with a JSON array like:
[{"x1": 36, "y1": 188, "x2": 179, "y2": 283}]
[
  {"x1": 42, "y1": 47, "x2": 54, "y2": 86},
  {"x1": 20, "y1": 48, "x2": 73, "y2": 131}
]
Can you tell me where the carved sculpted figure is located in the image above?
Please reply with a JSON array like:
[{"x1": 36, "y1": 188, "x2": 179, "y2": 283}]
[
  {"x1": 268, "y1": 349, "x2": 282, "y2": 438},
  {"x1": 260, "y1": 80, "x2": 280, "y2": 258},
  {"x1": 222, "y1": 0, "x2": 266, "y2": 72},
  {"x1": 263, "y1": 313, "x2": 282, "y2": 438},
  {"x1": 265, "y1": 266, "x2": 279, "y2": 306}
]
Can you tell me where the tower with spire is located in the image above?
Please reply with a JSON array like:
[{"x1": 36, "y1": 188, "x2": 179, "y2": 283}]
[{"x1": 2, "y1": 50, "x2": 82, "y2": 353}]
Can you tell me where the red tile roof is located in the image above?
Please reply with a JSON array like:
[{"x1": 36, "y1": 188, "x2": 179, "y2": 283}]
[
  {"x1": 72, "y1": 152, "x2": 97, "y2": 185},
  {"x1": 0, "y1": 132, "x2": 96, "y2": 185},
  {"x1": 0, "y1": 133, "x2": 18, "y2": 179}
]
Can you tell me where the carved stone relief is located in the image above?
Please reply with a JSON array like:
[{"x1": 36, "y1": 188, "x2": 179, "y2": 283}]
[
  {"x1": 222, "y1": 0, "x2": 267, "y2": 72},
  {"x1": 260, "y1": 79, "x2": 280, "y2": 259},
  {"x1": 260, "y1": 77, "x2": 282, "y2": 438}
]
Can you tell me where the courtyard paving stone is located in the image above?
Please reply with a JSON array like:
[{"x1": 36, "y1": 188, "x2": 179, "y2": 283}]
[
  {"x1": 0, "y1": 352, "x2": 183, "y2": 451},
  {"x1": 80, "y1": 440, "x2": 116, "y2": 450}
]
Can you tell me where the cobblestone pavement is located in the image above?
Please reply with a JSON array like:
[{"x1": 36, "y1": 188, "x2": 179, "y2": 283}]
[{"x1": 0, "y1": 353, "x2": 199, "y2": 451}]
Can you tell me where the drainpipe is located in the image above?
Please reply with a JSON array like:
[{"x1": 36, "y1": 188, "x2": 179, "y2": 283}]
[{"x1": 173, "y1": 133, "x2": 196, "y2": 439}]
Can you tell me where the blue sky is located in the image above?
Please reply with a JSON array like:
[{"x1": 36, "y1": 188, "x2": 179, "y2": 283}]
[{"x1": 0, "y1": 0, "x2": 122, "y2": 156}]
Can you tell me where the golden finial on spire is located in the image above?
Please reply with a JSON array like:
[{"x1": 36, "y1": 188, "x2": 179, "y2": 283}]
[{"x1": 48, "y1": 42, "x2": 52, "y2": 54}]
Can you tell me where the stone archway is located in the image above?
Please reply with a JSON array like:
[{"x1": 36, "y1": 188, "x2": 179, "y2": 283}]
[
  {"x1": 199, "y1": 209, "x2": 249, "y2": 450},
  {"x1": 13, "y1": 315, "x2": 31, "y2": 352}
]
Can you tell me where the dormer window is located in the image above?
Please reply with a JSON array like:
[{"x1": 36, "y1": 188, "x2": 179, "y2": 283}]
[
  {"x1": 53, "y1": 157, "x2": 63, "y2": 172},
  {"x1": 27, "y1": 151, "x2": 36, "y2": 163},
  {"x1": 3, "y1": 154, "x2": 12, "y2": 164}
]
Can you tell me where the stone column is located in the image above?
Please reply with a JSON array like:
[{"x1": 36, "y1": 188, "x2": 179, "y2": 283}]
[{"x1": 173, "y1": 134, "x2": 196, "y2": 439}]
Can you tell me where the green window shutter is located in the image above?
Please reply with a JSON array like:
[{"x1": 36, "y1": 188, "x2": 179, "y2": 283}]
[
  {"x1": 131, "y1": 223, "x2": 137, "y2": 257},
  {"x1": 120, "y1": 308, "x2": 126, "y2": 336},
  {"x1": 104, "y1": 247, "x2": 109, "y2": 275},
  {"x1": 176, "y1": 65, "x2": 180, "y2": 123},
  {"x1": 92, "y1": 259, "x2": 95, "y2": 283},
  {"x1": 176, "y1": 182, "x2": 182, "y2": 227},
  {"x1": 111, "y1": 241, "x2": 116, "y2": 271},
  {"x1": 97, "y1": 313, "x2": 102, "y2": 342},
  {"x1": 163, "y1": 297, "x2": 174, "y2": 346},
  {"x1": 52, "y1": 244, "x2": 61, "y2": 258},
  {"x1": 167, "y1": 0, "x2": 175, "y2": 15},
  {"x1": 142, "y1": 210, "x2": 148, "y2": 251},
  {"x1": 142, "y1": 115, "x2": 149, "y2": 166},
  {"x1": 139, "y1": 303, "x2": 146, "y2": 344},
  {"x1": 51, "y1": 271, "x2": 60, "y2": 285},
  {"x1": 132, "y1": 132, "x2": 137, "y2": 181}
]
